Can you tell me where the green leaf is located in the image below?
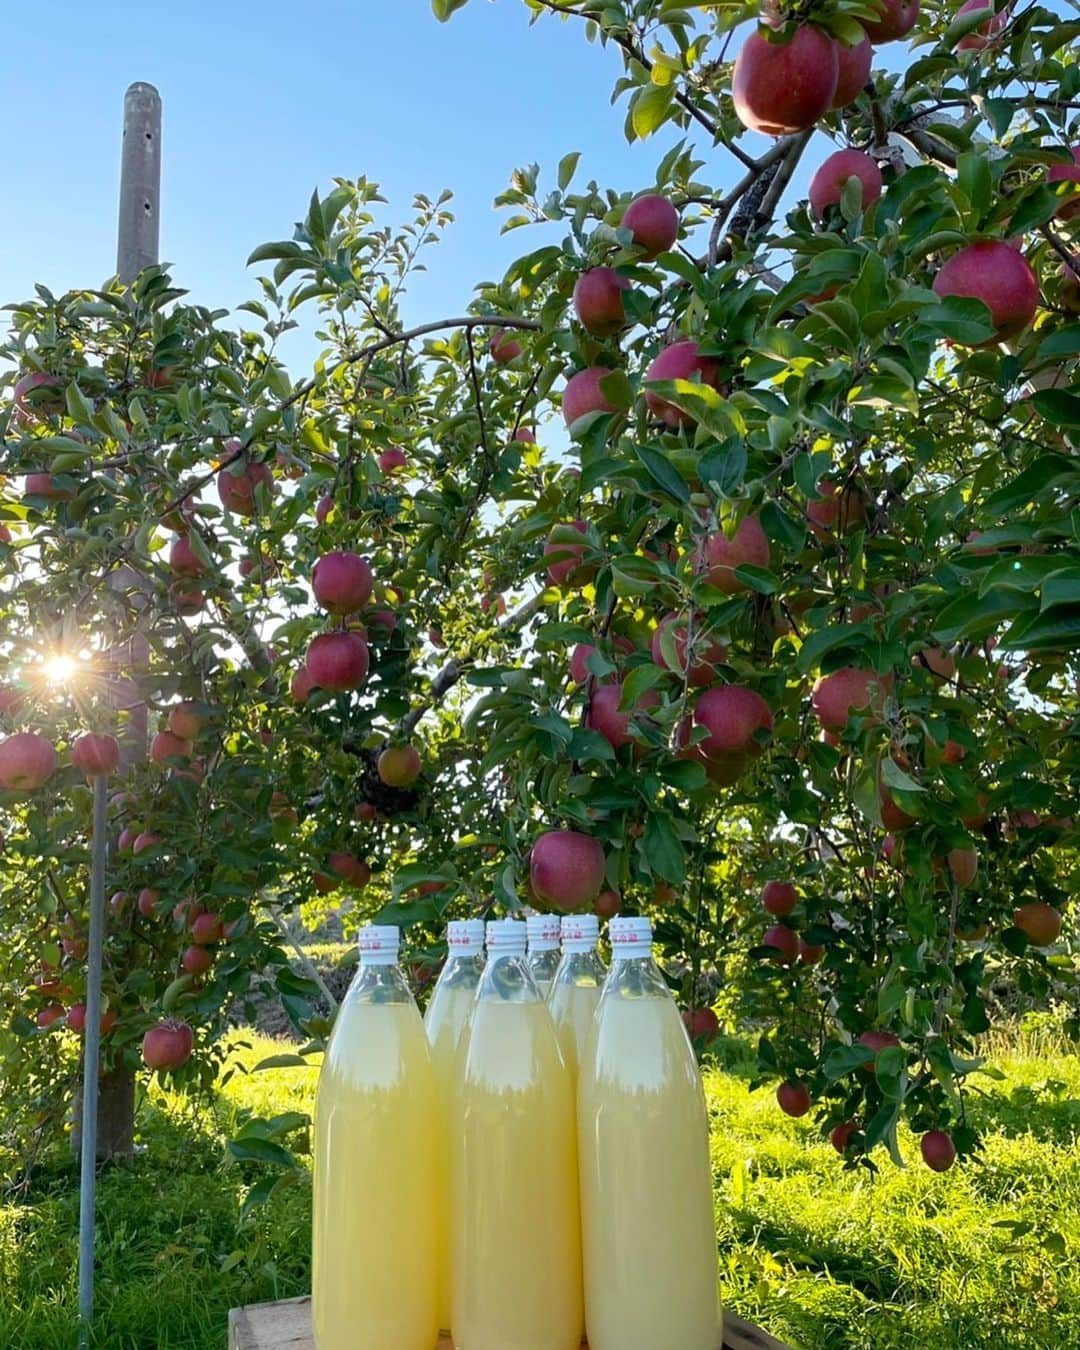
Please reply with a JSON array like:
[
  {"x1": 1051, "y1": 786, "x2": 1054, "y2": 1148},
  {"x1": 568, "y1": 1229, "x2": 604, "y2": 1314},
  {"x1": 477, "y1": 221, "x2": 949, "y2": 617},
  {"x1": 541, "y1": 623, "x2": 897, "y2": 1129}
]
[
  {"x1": 932, "y1": 588, "x2": 1036, "y2": 643},
  {"x1": 634, "y1": 443, "x2": 690, "y2": 503},
  {"x1": 881, "y1": 758, "x2": 925, "y2": 794},
  {"x1": 731, "y1": 564, "x2": 777, "y2": 595},
  {"x1": 796, "y1": 623, "x2": 867, "y2": 674},
  {"x1": 983, "y1": 454, "x2": 1077, "y2": 515},
  {"x1": 659, "y1": 758, "x2": 707, "y2": 791},
  {"x1": 1031, "y1": 390, "x2": 1080, "y2": 431},
  {"x1": 557, "y1": 152, "x2": 580, "y2": 191},
  {"x1": 631, "y1": 85, "x2": 674, "y2": 139},
  {"x1": 619, "y1": 662, "x2": 666, "y2": 712},
  {"x1": 642, "y1": 812, "x2": 686, "y2": 886},
  {"x1": 226, "y1": 1137, "x2": 298, "y2": 1168},
  {"x1": 252, "y1": 1053, "x2": 313, "y2": 1071}
]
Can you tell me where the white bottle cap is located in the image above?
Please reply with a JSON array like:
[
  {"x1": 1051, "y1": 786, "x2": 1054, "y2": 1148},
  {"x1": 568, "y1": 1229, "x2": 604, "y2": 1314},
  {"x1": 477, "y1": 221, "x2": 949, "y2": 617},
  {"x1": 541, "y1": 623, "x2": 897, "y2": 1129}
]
[
  {"x1": 447, "y1": 919, "x2": 485, "y2": 955},
  {"x1": 358, "y1": 924, "x2": 400, "y2": 965},
  {"x1": 561, "y1": 913, "x2": 600, "y2": 952},
  {"x1": 486, "y1": 918, "x2": 527, "y2": 954},
  {"x1": 526, "y1": 913, "x2": 561, "y2": 951},
  {"x1": 609, "y1": 916, "x2": 652, "y2": 960}
]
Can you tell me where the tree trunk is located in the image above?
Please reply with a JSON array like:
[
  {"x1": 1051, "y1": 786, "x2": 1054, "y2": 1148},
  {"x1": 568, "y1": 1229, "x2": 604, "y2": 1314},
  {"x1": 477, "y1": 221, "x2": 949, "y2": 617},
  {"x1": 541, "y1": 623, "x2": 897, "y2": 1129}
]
[{"x1": 72, "y1": 1064, "x2": 135, "y2": 1162}]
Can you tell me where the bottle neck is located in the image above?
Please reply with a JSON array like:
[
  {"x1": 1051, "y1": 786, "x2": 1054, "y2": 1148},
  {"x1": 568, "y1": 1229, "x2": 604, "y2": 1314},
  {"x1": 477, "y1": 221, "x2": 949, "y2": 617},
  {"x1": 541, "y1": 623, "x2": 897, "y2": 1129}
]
[
  {"x1": 478, "y1": 950, "x2": 542, "y2": 1003},
  {"x1": 434, "y1": 951, "x2": 485, "y2": 992},
  {"x1": 554, "y1": 948, "x2": 608, "y2": 986},
  {"x1": 350, "y1": 961, "x2": 415, "y2": 1005},
  {"x1": 603, "y1": 953, "x2": 670, "y2": 1000}
]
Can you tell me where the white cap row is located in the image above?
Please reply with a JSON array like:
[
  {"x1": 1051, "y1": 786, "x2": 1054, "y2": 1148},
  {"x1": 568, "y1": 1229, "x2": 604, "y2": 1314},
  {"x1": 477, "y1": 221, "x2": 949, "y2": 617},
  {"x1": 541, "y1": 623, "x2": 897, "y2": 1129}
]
[{"x1": 359, "y1": 915, "x2": 651, "y2": 963}]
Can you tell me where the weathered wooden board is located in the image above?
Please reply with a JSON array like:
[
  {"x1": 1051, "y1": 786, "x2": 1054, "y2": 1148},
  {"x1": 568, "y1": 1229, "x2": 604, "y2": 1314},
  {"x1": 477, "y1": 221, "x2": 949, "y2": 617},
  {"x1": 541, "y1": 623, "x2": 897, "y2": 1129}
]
[{"x1": 228, "y1": 1295, "x2": 790, "y2": 1349}]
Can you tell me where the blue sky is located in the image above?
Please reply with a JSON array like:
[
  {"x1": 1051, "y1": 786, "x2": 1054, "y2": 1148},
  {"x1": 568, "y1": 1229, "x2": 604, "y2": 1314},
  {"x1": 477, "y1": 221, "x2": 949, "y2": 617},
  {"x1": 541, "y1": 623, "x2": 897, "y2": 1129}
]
[{"x1": 0, "y1": 1, "x2": 705, "y2": 347}]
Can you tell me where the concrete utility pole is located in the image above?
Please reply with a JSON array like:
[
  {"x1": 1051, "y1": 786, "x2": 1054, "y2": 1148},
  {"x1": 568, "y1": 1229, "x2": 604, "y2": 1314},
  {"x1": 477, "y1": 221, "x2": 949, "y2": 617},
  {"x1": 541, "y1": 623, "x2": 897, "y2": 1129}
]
[
  {"x1": 116, "y1": 82, "x2": 162, "y2": 283},
  {"x1": 78, "y1": 81, "x2": 163, "y2": 1347}
]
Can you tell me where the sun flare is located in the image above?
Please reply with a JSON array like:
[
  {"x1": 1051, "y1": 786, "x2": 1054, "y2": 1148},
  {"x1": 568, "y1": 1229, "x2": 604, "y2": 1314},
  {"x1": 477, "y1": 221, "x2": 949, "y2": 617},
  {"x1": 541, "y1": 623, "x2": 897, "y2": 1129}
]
[{"x1": 42, "y1": 654, "x2": 80, "y2": 685}]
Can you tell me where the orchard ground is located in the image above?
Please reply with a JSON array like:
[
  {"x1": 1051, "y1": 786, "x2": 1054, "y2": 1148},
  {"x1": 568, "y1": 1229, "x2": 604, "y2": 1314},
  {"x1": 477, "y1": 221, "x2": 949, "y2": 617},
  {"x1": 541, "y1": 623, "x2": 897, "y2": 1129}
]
[{"x1": 2, "y1": 1016, "x2": 1077, "y2": 1350}]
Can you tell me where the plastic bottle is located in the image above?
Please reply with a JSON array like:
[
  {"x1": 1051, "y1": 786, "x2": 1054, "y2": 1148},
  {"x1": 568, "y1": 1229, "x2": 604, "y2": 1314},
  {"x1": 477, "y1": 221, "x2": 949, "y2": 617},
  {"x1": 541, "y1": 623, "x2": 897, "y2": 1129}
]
[
  {"x1": 424, "y1": 918, "x2": 485, "y2": 1331},
  {"x1": 451, "y1": 918, "x2": 583, "y2": 1350},
  {"x1": 577, "y1": 916, "x2": 722, "y2": 1350},
  {"x1": 525, "y1": 911, "x2": 562, "y2": 998},
  {"x1": 547, "y1": 912, "x2": 607, "y2": 1077},
  {"x1": 312, "y1": 925, "x2": 444, "y2": 1350}
]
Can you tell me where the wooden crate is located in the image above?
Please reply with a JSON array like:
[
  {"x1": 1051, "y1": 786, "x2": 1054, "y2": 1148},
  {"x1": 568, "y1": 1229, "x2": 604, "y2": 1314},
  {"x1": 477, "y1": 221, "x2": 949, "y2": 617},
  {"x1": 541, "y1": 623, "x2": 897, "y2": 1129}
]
[{"x1": 229, "y1": 1295, "x2": 790, "y2": 1349}]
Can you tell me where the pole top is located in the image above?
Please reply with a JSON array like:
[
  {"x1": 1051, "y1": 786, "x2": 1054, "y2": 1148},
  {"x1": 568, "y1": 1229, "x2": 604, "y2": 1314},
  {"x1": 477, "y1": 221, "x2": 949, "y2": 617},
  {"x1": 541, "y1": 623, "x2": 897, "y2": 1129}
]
[{"x1": 124, "y1": 82, "x2": 161, "y2": 107}]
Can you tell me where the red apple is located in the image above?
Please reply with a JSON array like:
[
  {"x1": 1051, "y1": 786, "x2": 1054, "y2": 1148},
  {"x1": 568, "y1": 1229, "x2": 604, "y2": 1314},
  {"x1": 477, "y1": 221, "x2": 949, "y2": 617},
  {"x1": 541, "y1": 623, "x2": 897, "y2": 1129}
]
[
  {"x1": 530, "y1": 830, "x2": 606, "y2": 912},
  {"x1": 66, "y1": 1003, "x2": 117, "y2": 1035},
  {"x1": 182, "y1": 944, "x2": 213, "y2": 976},
  {"x1": 169, "y1": 534, "x2": 206, "y2": 578},
  {"x1": 142, "y1": 1019, "x2": 194, "y2": 1070},
  {"x1": 933, "y1": 241, "x2": 1039, "y2": 343},
  {"x1": 863, "y1": 0, "x2": 920, "y2": 42},
  {"x1": 807, "y1": 480, "x2": 866, "y2": 538},
  {"x1": 651, "y1": 615, "x2": 728, "y2": 688},
  {"x1": 954, "y1": 0, "x2": 1011, "y2": 50},
  {"x1": 1047, "y1": 147, "x2": 1080, "y2": 220},
  {"x1": 947, "y1": 847, "x2": 978, "y2": 888},
  {"x1": 171, "y1": 584, "x2": 205, "y2": 615},
  {"x1": 137, "y1": 887, "x2": 161, "y2": 918},
  {"x1": 13, "y1": 370, "x2": 64, "y2": 425},
  {"x1": 858, "y1": 1029, "x2": 900, "y2": 1071},
  {"x1": 811, "y1": 667, "x2": 887, "y2": 731},
  {"x1": 762, "y1": 881, "x2": 798, "y2": 916},
  {"x1": 1013, "y1": 901, "x2": 1061, "y2": 946},
  {"x1": 732, "y1": 25, "x2": 839, "y2": 136},
  {"x1": 71, "y1": 733, "x2": 119, "y2": 780},
  {"x1": 643, "y1": 340, "x2": 722, "y2": 427},
  {"x1": 132, "y1": 831, "x2": 162, "y2": 856},
  {"x1": 168, "y1": 703, "x2": 203, "y2": 741},
  {"x1": 117, "y1": 827, "x2": 139, "y2": 855},
  {"x1": 563, "y1": 366, "x2": 620, "y2": 429},
  {"x1": 24, "y1": 472, "x2": 75, "y2": 501},
  {"x1": 683, "y1": 1007, "x2": 720, "y2": 1041},
  {"x1": 545, "y1": 521, "x2": 595, "y2": 587},
  {"x1": 914, "y1": 647, "x2": 956, "y2": 681},
  {"x1": 809, "y1": 149, "x2": 883, "y2": 218},
  {"x1": 573, "y1": 267, "x2": 630, "y2": 335},
  {"x1": 378, "y1": 447, "x2": 407, "y2": 474},
  {"x1": 327, "y1": 852, "x2": 371, "y2": 888},
  {"x1": 920, "y1": 1129, "x2": 956, "y2": 1172},
  {"x1": 621, "y1": 194, "x2": 680, "y2": 258},
  {"x1": 312, "y1": 551, "x2": 374, "y2": 615},
  {"x1": 798, "y1": 937, "x2": 825, "y2": 965},
  {"x1": 697, "y1": 516, "x2": 770, "y2": 594},
  {"x1": 0, "y1": 686, "x2": 23, "y2": 718},
  {"x1": 191, "y1": 912, "x2": 223, "y2": 945},
  {"x1": 512, "y1": 426, "x2": 536, "y2": 443},
  {"x1": 315, "y1": 493, "x2": 334, "y2": 525},
  {"x1": 151, "y1": 730, "x2": 192, "y2": 766},
  {"x1": 217, "y1": 455, "x2": 273, "y2": 516},
  {"x1": 832, "y1": 35, "x2": 873, "y2": 107},
  {"x1": 37, "y1": 1004, "x2": 65, "y2": 1029},
  {"x1": 595, "y1": 888, "x2": 622, "y2": 919},
  {"x1": 378, "y1": 744, "x2": 422, "y2": 787},
  {"x1": 586, "y1": 682, "x2": 659, "y2": 753},
  {"x1": 777, "y1": 1081, "x2": 812, "y2": 1117},
  {"x1": 830, "y1": 1120, "x2": 859, "y2": 1153},
  {"x1": 110, "y1": 890, "x2": 129, "y2": 916},
  {"x1": 354, "y1": 801, "x2": 377, "y2": 822},
  {"x1": 763, "y1": 923, "x2": 799, "y2": 964},
  {"x1": 0, "y1": 732, "x2": 57, "y2": 790},
  {"x1": 489, "y1": 329, "x2": 522, "y2": 364},
  {"x1": 290, "y1": 665, "x2": 316, "y2": 703},
  {"x1": 305, "y1": 632, "x2": 369, "y2": 692},
  {"x1": 694, "y1": 685, "x2": 773, "y2": 759}
]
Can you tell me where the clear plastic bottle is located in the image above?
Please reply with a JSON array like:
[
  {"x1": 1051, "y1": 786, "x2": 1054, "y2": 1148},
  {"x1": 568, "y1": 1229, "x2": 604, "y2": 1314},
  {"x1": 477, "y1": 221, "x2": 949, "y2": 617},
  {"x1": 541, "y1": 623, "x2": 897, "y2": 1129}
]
[
  {"x1": 578, "y1": 916, "x2": 722, "y2": 1350},
  {"x1": 548, "y1": 912, "x2": 607, "y2": 1078},
  {"x1": 312, "y1": 925, "x2": 445, "y2": 1350},
  {"x1": 526, "y1": 912, "x2": 562, "y2": 998},
  {"x1": 451, "y1": 918, "x2": 583, "y2": 1350},
  {"x1": 424, "y1": 918, "x2": 485, "y2": 1332}
]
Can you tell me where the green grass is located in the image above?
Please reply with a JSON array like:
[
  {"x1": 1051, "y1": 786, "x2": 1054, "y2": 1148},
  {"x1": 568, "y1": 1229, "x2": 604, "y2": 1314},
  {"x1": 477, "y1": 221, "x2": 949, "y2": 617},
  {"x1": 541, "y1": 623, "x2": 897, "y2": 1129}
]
[{"x1": 1, "y1": 1029, "x2": 1077, "y2": 1348}]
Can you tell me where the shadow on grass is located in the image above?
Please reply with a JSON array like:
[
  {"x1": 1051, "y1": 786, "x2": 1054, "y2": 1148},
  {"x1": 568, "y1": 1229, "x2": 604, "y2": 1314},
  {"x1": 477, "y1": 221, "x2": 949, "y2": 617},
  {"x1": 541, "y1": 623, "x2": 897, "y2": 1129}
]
[{"x1": 966, "y1": 1081, "x2": 1080, "y2": 1146}]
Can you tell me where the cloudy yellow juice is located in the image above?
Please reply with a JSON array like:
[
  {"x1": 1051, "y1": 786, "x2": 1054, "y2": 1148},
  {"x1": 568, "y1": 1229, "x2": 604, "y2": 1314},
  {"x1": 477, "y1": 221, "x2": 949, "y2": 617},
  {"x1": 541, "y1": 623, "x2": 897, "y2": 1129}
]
[
  {"x1": 547, "y1": 913, "x2": 607, "y2": 1078},
  {"x1": 577, "y1": 916, "x2": 721, "y2": 1350},
  {"x1": 424, "y1": 919, "x2": 485, "y2": 1332},
  {"x1": 313, "y1": 925, "x2": 445, "y2": 1350},
  {"x1": 451, "y1": 920, "x2": 583, "y2": 1350}
]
